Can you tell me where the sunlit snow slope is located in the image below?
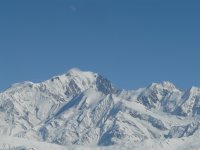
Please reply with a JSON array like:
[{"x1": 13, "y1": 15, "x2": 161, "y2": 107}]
[{"x1": 0, "y1": 68, "x2": 200, "y2": 150}]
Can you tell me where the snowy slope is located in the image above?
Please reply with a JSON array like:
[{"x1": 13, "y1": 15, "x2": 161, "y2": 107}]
[
  {"x1": 1, "y1": 133, "x2": 200, "y2": 150},
  {"x1": 0, "y1": 68, "x2": 200, "y2": 149}
]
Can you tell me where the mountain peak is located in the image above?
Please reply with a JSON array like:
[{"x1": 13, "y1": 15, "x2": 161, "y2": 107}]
[
  {"x1": 188, "y1": 86, "x2": 200, "y2": 95},
  {"x1": 65, "y1": 68, "x2": 97, "y2": 81},
  {"x1": 1, "y1": 69, "x2": 200, "y2": 148},
  {"x1": 65, "y1": 68, "x2": 115, "y2": 95},
  {"x1": 43, "y1": 68, "x2": 115, "y2": 97},
  {"x1": 66, "y1": 68, "x2": 82, "y2": 75},
  {"x1": 190, "y1": 86, "x2": 200, "y2": 91},
  {"x1": 148, "y1": 81, "x2": 176, "y2": 91},
  {"x1": 161, "y1": 81, "x2": 176, "y2": 89}
]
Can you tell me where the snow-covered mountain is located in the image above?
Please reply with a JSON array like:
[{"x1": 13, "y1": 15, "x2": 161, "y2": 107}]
[{"x1": 0, "y1": 68, "x2": 200, "y2": 150}]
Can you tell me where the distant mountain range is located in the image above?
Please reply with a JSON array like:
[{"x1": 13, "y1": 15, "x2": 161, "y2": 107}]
[{"x1": 0, "y1": 68, "x2": 200, "y2": 150}]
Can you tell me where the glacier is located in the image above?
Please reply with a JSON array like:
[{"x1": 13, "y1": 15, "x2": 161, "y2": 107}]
[{"x1": 0, "y1": 68, "x2": 200, "y2": 150}]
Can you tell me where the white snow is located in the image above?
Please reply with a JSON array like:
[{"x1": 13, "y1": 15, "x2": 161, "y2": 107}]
[{"x1": 0, "y1": 68, "x2": 200, "y2": 149}]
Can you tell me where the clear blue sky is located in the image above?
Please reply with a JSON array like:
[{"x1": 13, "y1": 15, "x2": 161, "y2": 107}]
[{"x1": 0, "y1": 0, "x2": 200, "y2": 91}]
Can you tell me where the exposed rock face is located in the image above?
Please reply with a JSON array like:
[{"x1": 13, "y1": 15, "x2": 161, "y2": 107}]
[{"x1": 0, "y1": 68, "x2": 200, "y2": 147}]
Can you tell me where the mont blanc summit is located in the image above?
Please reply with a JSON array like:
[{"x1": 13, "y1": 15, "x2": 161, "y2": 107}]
[{"x1": 0, "y1": 68, "x2": 200, "y2": 150}]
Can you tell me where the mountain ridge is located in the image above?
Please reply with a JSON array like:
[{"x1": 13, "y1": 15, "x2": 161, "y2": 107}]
[{"x1": 0, "y1": 68, "x2": 200, "y2": 149}]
